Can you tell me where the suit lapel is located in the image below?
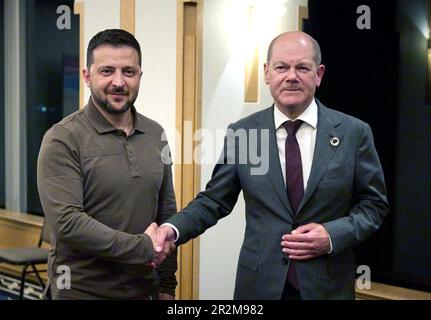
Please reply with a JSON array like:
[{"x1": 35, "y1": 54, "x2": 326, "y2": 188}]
[
  {"x1": 256, "y1": 106, "x2": 294, "y2": 216},
  {"x1": 297, "y1": 102, "x2": 343, "y2": 213}
]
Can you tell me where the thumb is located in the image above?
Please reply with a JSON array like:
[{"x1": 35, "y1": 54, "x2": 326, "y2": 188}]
[{"x1": 155, "y1": 228, "x2": 167, "y2": 253}]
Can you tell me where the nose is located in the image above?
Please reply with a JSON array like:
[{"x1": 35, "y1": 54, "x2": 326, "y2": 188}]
[
  {"x1": 285, "y1": 68, "x2": 299, "y2": 83},
  {"x1": 111, "y1": 70, "x2": 125, "y2": 87}
]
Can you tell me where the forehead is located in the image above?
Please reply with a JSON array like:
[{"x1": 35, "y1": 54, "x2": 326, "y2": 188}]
[
  {"x1": 91, "y1": 45, "x2": 140, "y2": 66},
  {"x1": 270, "y1": 37, "x2": 314, "y2": 63}
]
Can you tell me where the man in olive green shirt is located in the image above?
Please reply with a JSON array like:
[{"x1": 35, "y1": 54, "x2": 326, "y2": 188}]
[{"x1": 37, "y1": 29, "x2": 177, "y2": 299}]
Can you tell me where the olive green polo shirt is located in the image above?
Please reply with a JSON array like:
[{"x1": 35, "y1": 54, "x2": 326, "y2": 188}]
[{"x1": 37, "y1": 98, "x2": 177, "y2": 299}]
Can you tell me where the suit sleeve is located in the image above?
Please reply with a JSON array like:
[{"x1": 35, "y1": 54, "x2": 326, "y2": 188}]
[
  {"x1": 322, "y1": 123, "x2": 390, "y2": 254},
  {"x1": 166, "y1": 125, "x2": 243, "y2": 245},
  {"x1": 37, "y1": 125, "x2": 155, "y2": 264},
  {"x1": 155, "y1": 142, "x2": 178, "y2": 296}
]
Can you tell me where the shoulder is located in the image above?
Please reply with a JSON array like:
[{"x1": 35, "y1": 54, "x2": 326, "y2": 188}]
[
  {"x1": 319, "y1": 102, "x2": 370, "y2": 132},
  {"x1": 42, "y1": 109, "x2": 86, "y2": 145},
  {"x1": 228, "y1": 106, "x2": 273, "y2": 130},
  {"x1": 136, "y1": 112, "x2": 166, "y2": 134},
  {"x1": 134, "y1": 112, "x2": 172, "y2": 147}
]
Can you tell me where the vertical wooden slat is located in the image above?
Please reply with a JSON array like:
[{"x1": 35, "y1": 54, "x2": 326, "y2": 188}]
[
  {"x1": 175, "y1": 0, "x2": 202, "y2": 300},
  {"x1": 175, "y1": 0, "x2": 185, "y2": 299},
  {"x1": 73, "y1": 1, "x2": 85, "y2": 109},
  {"x1": 192, "y1": 0, "x2": 203, "y2": 301},
  {"x1": 121, "y1": 0, "x2": 135, "y2": 35},
  {"x1": 297, "y1": 5, "x2": 309, "y2": 31},
  {"x1": 244, "y1": 5, "x2": 259, "y2": 103}
]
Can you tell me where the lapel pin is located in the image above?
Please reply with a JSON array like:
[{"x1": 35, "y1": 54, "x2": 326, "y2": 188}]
[{"x1": 330, "y1": 136, "x2": 340, "y2": 147}]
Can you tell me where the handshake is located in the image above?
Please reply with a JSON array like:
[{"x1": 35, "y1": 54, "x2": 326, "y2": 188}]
[{"x1": 144, "y1": 223, "x2": 177, "y2": 268}]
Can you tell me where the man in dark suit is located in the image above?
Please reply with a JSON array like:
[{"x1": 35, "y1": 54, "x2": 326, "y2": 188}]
[{"x1": 155, "y1": 31, "x2": 389, "y2": 299}]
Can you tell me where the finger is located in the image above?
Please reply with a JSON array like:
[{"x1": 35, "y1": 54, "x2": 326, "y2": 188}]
[
  {"x1": 149, "y1": 222, "x2": 158, "y2": 231},
  {"x1": 281, "y1": 240, "x2": 313, "y2": 250},
  {"x1": 169, "y1": 242, "x2": 176, "y2": 252},
  {"x1": 282, "y1": 233, "x2": 310, "y2": 242},
  {"x1": 292, "y1": 223, "x2": 317, "y2": 234},
  {"x1": 288, "y1": 254, "x2": 315, "y2": 261},
  {"x1": 282, "y1": 248, "x2": 311, "y2": 256},
  {"x1": 162, "y1": 243, "x2": 171, "y2": 255},
  {"x1": 153, "y1": 253, "x2": 167, "y2": 266}
]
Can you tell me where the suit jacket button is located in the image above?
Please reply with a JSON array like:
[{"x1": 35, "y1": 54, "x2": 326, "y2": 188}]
[{"x1": 282, "y1": 256, "x2": 289, "y2": 265}]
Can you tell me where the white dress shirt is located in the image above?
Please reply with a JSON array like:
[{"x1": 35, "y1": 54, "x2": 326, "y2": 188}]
[{"x1": 274, "y1": 99, "x2": 318, "y2": 191}]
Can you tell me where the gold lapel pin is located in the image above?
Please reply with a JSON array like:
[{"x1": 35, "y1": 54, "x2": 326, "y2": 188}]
[{"x1": 330, "y1": 136, "x2": 340, "y2": 147}]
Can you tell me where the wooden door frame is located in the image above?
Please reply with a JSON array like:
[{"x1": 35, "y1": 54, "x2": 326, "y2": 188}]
[{"x1": 175, "y1": 0, "x2": 203, "y2": 300}]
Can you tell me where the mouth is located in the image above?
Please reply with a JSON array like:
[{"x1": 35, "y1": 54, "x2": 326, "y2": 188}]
[
  {"x1": 283, "y1": 88, "x2": 302, "y2": 92},
  {"x1": 106, "y1": 92, "x2": 128, "y2": 103},
  {"x1": 107, "y1": 92, "x2": 127, "y2": 96},
  {"x1": 107, "y1": 92, "x2": 128, "y2": 99},
  {"x1": 282, "y1": 88, "x2": 303, "y2": 94}
]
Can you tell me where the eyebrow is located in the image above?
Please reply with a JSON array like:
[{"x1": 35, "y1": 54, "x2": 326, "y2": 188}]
[
  {"x1": 97, "y1": 65, "x2": 138, "y2": 71},
  {"x1": 273, "y1": 60, "x2": 313, "y2": 65}
]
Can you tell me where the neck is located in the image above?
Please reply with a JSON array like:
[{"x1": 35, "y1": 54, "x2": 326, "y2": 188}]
[{"x1": 92, "y1": 97, "x2": 134, "y2": 135}]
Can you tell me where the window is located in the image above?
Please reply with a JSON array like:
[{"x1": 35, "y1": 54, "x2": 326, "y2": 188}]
[
  {"x1": 26, "y1": 0, "x2": 79, "y2": 214},
  {"x1": 0, "y1": 0, "x2": 5, "y2": 209}
]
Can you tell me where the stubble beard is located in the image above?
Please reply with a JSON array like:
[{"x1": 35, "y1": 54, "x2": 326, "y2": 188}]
[{"x1": 91, "y1": 88, "x2": 137, "y2": 114}]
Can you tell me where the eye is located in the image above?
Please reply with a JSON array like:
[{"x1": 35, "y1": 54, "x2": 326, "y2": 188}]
[
  {"x1": 275, "y1": 65, "x2": 288, "y2": 72},
  {"x1": 298, "y1": 66, "x2": 311, "y2": 72},
  {"x1": 124, "y1": 69, "x2": 136, "y2": 77},
  {"x1": 100, "y1": 68, "x2": 113, "y2": 76}
]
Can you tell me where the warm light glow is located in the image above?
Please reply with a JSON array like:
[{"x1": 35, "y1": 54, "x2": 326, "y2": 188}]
[
  {"x1": 244, "y1": 4, "x2": 259, "y2": 103},
  {"x1": 221, "y1": 0, "x2": 289, "y2": 54}
]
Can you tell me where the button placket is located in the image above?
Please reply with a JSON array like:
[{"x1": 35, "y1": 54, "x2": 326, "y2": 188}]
[{"x1": 124, "y1": 139, "x2": 140, "y2": 177}]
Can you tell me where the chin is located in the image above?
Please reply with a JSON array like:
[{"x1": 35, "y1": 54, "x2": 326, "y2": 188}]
[
  {"x1": 279, "y1": 98, "x2": 305, "y2": 108},
  {"x1": 104, "y1": 101, "x2": 131, "y2": 114}
]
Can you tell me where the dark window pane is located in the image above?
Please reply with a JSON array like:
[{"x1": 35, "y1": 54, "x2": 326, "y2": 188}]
[
  {"x1": 26, "y1": 0, "x2": 79, "y2": 215},
  {"x1": 0, "y1": 0, "x2": 5, "y2": 208}
]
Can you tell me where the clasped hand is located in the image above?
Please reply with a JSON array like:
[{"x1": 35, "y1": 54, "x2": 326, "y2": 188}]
[
  {"x1": 280, "y1": 223, "x2": 331, "y2": 260},
  {"x1": 144, "y1": 223, "x2": 177, "y2": 268}
]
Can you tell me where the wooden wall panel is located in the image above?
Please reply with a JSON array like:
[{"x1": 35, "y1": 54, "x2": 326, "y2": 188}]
[
  {"x1": 121, "y1": 0, "x2": 135, "y2": 35},
  {"x1": 175, "y1": 0, "x2": 202, "y2": 300}
]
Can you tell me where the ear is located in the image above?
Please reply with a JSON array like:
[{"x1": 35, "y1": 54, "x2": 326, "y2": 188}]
[
  {"x1": 263, "y1": 63, "x2": 269, "y2": 85},
  {"x1": 83, "y1": 67, "x2": 91, "y2": 87},
  {"x1": 315, "y1": 64, "x2": 325, "y2": 87}
]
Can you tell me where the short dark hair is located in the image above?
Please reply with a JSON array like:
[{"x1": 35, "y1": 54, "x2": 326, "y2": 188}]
[
  {"x1": 86, "y1": 29, "x2": 142, "y2": 68},
  {"x1": 266, "y1": 32, "x2": 322, "y2": 66}
]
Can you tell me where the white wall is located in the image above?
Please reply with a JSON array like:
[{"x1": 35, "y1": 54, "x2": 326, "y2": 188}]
[
  {"x1": 79, "y1": 0, "x2": 121, "y2": 103},
  {"x1": 134, "y1": 0, "x2": 177, "y2": 157},
  {"x1": 198, "y1": 0, "x2": 307, "y2": 299},
  {"x1": 77, "y1": 0, "x2": 177, "y2": 149}
]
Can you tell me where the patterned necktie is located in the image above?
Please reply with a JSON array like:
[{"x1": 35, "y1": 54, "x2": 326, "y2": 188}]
[
  {"x1": 282, "y1": 120, "x2": 304, "y2": 290},
  {"x1": 283, "y1": 120, "x2": 304, "y2": 213}
]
